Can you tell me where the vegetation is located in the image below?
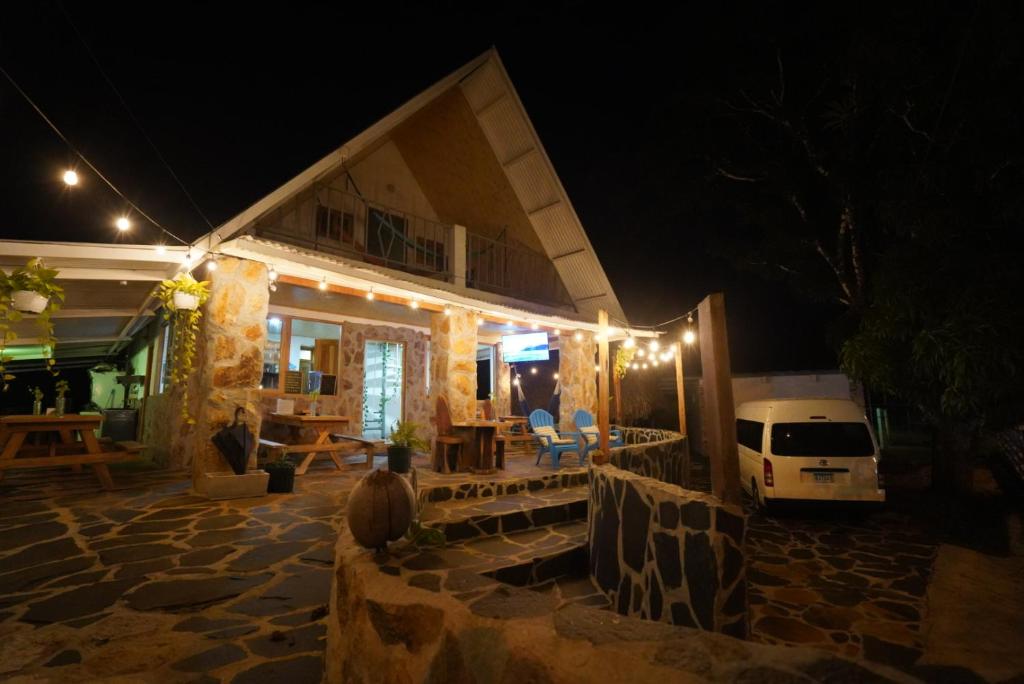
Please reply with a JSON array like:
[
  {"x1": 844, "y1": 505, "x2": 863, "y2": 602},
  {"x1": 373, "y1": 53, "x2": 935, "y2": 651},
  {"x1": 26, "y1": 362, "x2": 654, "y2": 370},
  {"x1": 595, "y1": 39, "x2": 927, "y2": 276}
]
[
  {"x1": 156, "y1": 273, "x2": 211, "y2": 424},
  {"x1": 0, "y1": 258, "x2": 64, "y2": 390},
  {"x1": 55, "y1": 379, "x2": 69, "y2": 398},
  {"x1": 388, "y1": 421, "x2": 429, "y2": 452}
]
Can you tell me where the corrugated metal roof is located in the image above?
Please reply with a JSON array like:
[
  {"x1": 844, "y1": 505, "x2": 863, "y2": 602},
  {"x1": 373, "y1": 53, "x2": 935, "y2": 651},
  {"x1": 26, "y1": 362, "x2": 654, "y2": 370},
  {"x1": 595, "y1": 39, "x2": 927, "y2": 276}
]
[{"x1": 459, "y1": 56, "x2": 626, "y2": 322}]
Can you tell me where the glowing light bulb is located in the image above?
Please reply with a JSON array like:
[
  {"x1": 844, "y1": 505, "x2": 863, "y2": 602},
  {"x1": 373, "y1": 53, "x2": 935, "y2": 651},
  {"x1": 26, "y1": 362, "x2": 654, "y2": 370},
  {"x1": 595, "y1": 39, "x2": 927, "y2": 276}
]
[
  {"x1": 553, "y1": 329, "x2": 561, "y2": 336},
  {"x1": 513, "y1": 377, "x2": 520, "y2": 386},
  {"x1": 444, "y1": 306, "x2": 452, "y2": 316},
  {"x1": 553, "y1": 372, "x2": 559, "y2": 380},
  {"x1": 594, "y1": 364, "x2": 600, "y2": 372},
  {"x1": 652, "y1": 359, "x2": 659, "y2": 367},
  {"x1": 184, "y1": 249, "x2": 193, "y2": 267},
  {"x1": 206, "y1": 258, "x2": 217, "y2": 272},
  {"x1": 366, "y1": 289, "x2": 374, "y2": 301},
  {"x1": 506, "y1": 319, "x2": 515, "y2": 327},
  {"x1": 669, "y1": 344, "x2": 677, "y2": 353},
  {"x1": 623, "y1": 336, "x2": 635, "y2": 349},
  {"x1": 649, "y1": 339, "x2": 660, "y2": 352},
  {"x1": 62, "y1": 170, "x2": 79, "y2": 186},
  {"x1": 268, "y1": 265, "x2": 278, "y2": 281},
  {"x1": 574, "y1": 331, "x2": 583, "y2": 342},
  {"x1": 607, "y1": 326, "x2": 618, "y2": 337},
  {"x1": 530, "y1": 367, "x2": 538, "y2": 375},
  {"x1": 477, "y1": 317, "x2": 484, "y2": 327},
  {"x1": 632, "y1": 362, "x2": 639, "y2": 370},
  {"x1": 410, "y1": 298, "x2": 419, "y2": 309},
  {"x1": 115, "y1": 217, "x2": 131, "y2": 231},
  {"x1": 531, "y1": 322, "x2": 539, "y2": 330},
  {"x1": 155, "y1": 244, "x2": 166, "y2": 255},
  {"x1": 319, "y1": 277, "x2": 328, "y2": 291},
  {"x1": 683, "y1": 329, "x2": 696, "y2": 345},
  {"x1": 636, "y1": 348, "x2": 645, "y2": 358},
  {"x1": 642, "y1": 363, "x2": 649, "y2": 370}
]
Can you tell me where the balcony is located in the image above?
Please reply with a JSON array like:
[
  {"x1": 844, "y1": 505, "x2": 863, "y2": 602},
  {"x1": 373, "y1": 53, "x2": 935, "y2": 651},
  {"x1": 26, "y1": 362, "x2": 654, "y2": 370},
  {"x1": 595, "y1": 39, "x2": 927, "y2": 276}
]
[{"x1": 251, "y1": 183, "x2": 573, "y2": 308}]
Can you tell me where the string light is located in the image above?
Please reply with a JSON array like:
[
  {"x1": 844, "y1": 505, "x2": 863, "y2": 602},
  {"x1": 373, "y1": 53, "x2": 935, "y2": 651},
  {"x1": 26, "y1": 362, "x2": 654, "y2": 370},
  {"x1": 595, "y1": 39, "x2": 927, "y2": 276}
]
[
  {"x1": 513, "y1": 377, "x2": 520, "y2": 386},
  {"x1": 366, "y1": 288, "x2": 374, "y2": 301},
  {"x1": 531, "y1": 322, "x2": 539, "y2": 330},
  {"x1": 632, "y1": 362, "x2": 639, "y2": 370},
  {"x1": 183, "y1": 248, "x2": 193, "y2": 268},
  {"x1": 318, "y1": 277, "x2": 328, "y2": 291},
  {"x1": 594, "y1": 364, "x2": 600, "y2": 372},
  {"x1": 652, "y1": 358, "x2": 659, "y2": 367},
  {"x1": 443, "y1": 305, "x2": 452, "y2": 316},
  {"x1": 642, "y1": 363, "x2": 649, "y2": 369},
  {"x1": 669, "y1": 344, "x2": 677, "y2": 353},
  {"x1": 206, "y1": 257, "x2": 217, "y2": 272},
  {"x1": 155, "y1": 243, "x2": 166, "y2": 256},
  {"x1": 553, "y1": 372, "x2": 559, "y2": 380},
  {"x1": 506, "y1": 319, "x2": 515, "y2": 327},
  {"x1": 268, "y1": 265, "x2": 278, "y2": 282},
  {"x1": 623, "y1": 336, "x2": 635, "y2": 349},
  {"x1": 649, "y1": 339, "x2": 660, "y2": 352},
  {"x1": 62, "y1": 169, "x2": 79, "y2": 186},
  {"x1": 410, "y1": 298, "x2": 420, "y2": 309},
  {"x1": 574, "y1": 331, "x2": 583, "y2": 342},
  {"x1": 636, "y1": 348, "x2": 645, "y2": 358},
  {"x1": 553, "y1": 329, "x2": 561, "y2": 336},
  {"x1": 530, "y1": 367, "x2": 538, "y2": 374},
  {"x1": 606, "y1": 326, "x2": 618, "y2": 337},
  {"x1": 477, "y1": 316, "x2": 484, "y2": 327},
  {"x1": 115, "y1": 216, "x2": 130, "y2": 231},
  {"x1": 683, "y1": 329, "x2": 696, "y2": 345}
]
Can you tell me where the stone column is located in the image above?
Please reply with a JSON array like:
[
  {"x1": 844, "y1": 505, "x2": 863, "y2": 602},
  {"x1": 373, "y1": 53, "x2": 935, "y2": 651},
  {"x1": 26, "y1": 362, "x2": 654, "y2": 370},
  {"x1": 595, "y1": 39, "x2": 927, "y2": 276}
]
[
  {"x1": 187, "y1": 258, "x2": 269, "y2": 485},
  {"x1": 558, "y1": 331, "x2": 597, "y2": 431},
  {"x1": 429, "y1": 307, "x2": 477, "y2": 423},
  {"x1": 494, "y1": 341, "x2": 511, "y2": 417}
]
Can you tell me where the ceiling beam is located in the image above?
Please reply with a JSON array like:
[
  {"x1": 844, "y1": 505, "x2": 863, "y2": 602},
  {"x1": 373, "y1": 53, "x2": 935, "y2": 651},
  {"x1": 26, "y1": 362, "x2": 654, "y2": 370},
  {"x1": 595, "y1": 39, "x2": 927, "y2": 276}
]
[
  {"x1": 0, "y1": 240, "x2": 186, "y2": 264},
  {"x1": 50, "y1": 268, "x2": 169, "y2": 282}
]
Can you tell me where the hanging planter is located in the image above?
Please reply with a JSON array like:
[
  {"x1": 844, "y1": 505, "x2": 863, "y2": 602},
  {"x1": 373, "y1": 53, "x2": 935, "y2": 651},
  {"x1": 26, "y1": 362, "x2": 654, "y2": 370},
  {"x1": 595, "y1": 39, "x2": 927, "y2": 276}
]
[
  {"x1": 0, "y1": 258, "x2": 64, "y2": 390},
  {"x1": 156, "y1": 273, "x2": 211, "y2": 424}
]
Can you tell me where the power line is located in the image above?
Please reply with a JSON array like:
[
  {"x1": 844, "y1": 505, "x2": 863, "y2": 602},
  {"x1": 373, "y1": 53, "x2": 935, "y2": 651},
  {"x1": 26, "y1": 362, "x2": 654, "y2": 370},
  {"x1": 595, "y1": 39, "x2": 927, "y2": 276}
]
[
  {"x1": 0, "y1": 64, "x2": 189, "y2": 245},
  {"x1": 58, "y1": 3, "x2": 216, "y2": 232}
]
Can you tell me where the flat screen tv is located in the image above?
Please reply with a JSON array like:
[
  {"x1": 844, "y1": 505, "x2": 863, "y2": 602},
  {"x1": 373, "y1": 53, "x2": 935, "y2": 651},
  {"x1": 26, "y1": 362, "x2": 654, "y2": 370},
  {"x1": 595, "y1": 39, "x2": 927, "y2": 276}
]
[{"x1": 501, "y1": 332, "x2": 550, "y2": 363}]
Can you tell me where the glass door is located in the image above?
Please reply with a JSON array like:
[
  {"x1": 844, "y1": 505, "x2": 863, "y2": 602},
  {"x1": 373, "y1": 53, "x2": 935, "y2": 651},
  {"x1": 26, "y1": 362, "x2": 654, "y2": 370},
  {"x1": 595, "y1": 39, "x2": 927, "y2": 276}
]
[{"x1": 362, "y1": 341, "x2": 404, "y2": 439}]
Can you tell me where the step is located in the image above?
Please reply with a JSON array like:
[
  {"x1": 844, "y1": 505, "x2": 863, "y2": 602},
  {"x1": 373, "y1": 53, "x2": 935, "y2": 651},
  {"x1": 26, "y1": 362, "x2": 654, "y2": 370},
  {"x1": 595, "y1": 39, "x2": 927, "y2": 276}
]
[
  {"x1": 421, "y1": 485, "x2": 589, "y2": 542},
  {"x1": 454, "y1": 520, "x2": 589, "y2": 587},
  {"x1": 416, "y1": 467, "x2": 588, "y2": 506}
]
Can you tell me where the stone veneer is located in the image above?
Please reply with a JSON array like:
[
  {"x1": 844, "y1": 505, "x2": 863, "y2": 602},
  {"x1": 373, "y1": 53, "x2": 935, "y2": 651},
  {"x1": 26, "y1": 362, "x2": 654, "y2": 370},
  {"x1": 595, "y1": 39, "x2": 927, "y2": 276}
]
[
  {"x1": 429, "y1": 307, "x2": 477, "y2": 424},
  {"x1": 588, "y1": 464, "x2": 749, "y2": 639},
  {"x1": 611, "y1": 427, "x2": 691, "y2": 488},
  {"x1": 188, "y1": 258, "x2": 269, "y2": 481},
  {"x1": 494, "y1": 341, "x2": 511, "y2": 418},
  {"x1": 557, "y1": 331, "x2": 596, "y2": 431}
]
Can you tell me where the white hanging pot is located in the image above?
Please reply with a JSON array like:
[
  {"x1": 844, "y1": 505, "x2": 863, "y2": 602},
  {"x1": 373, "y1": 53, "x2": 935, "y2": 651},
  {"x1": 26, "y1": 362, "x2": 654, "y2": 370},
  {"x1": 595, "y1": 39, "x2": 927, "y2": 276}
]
[
  {"x1": 172, "y1": 292, "x2": 200, "y2": 311},
  {"x1": 12, "y1": 290, "x2": 48, "y2": 314}
]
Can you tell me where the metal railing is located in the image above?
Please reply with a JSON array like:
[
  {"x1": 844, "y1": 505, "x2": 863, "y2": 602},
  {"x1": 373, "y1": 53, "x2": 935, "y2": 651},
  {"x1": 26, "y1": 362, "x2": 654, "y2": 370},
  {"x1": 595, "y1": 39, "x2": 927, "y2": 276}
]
[
  {"x1": 254, "y1": 184, "x2": 453, "y2": 280},
  {"x1": 466, "y1": 232, "x2": 573, "y2": 307}
]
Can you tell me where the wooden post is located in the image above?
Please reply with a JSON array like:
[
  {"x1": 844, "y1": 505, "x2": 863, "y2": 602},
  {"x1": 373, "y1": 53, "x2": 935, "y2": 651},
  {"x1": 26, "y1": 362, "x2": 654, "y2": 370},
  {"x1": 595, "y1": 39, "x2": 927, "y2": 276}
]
[
  {"x1": 674, "y1": 343, "x2": 687, "y2": 437},
  {"x1": 697, "y1": 293, "x2": 741, "y2": 506},
  {"x1": 596, "y1": 309, "x2": 611, "y2": 463}
]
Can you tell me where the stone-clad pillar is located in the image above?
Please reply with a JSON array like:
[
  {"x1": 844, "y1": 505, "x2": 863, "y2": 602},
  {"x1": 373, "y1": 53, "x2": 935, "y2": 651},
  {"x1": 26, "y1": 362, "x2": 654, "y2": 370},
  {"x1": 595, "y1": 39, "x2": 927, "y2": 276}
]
[
  {"x1": 429, "y1": 307, "x2": 477, "y2": 423},
  {"x1": 494, "y1": 341, "x2": 511, "y2": 418},
  {"x1": 558, "y1": 331, "x2": 597, "y2": 431},
  {"x1": 186, "y1": 258, "x2": 269, "y2": 484}
]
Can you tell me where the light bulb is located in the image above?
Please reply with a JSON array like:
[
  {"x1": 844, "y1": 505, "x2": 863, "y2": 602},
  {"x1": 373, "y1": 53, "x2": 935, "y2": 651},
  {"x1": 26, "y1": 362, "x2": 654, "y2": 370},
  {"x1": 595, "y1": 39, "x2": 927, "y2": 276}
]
[
  {"x1": 652, "y1": 359, "x2": 659, "y2": 367},
  {"x1": 631, "y1": 362, "x2": 639, "y2": 370},
  {"x1": 649, "y1": 339, "x2": 660, "y2": 352},
  {"x1": 553, "y1": 372, "x2": 559, "y2": 380},
  {"x1": 513, "y1": 377, "x2": 520, "y2": 386},
  {"x1": 623, "y1": 336, "x2": 635, "y2": 349},
  {"x1": 531, "y1": 322, "x2": 539, "y2": 330},
  {"x1": 62, "y1": 170, "x2": 79, "y2": 186},
  {"x1": 366, "y1": 289, "x2": 374, "y2": 301},
  {"x1": 636, "y1": 348, "x2": 645, "y2": 358},
  {"x1": 607, "y1": 326, "x2": 618, "y2": 337},
  {"x1": 115, "y1": 217, "x2": 131, "y2": 231},
  {"x1": 506, "y1": 319, "x2": 515, "y2": 327},
  {"x1": 155, "y1": 244, "x2": 166, "y2": 255},
  {"x1": 530, "y1": 367, "x2": 537, "y2": 375},
  {"x1": 206, "y1": 258, "x2": 217, "y2": 272},
  {"x1": 683, "y1": 329, "x2": 696, "y2": 345},
  {"x1": 669, "y1": 344, "x2": 677, "y2": 353},
  {"x1": 319, "y1": 277, "x2": 328, "y2": 291},
  {"x1": 268, "y1": 265, "x2": 278, "y2": 281},
  {"x1": 410, "y1": 298, "x2": 420, "y2": 309},
  {"x1": 477, "y1": 317, "x2": 484, "y2": 327},
  {"x1": 444, "y1": 306, "x2": 452, "y2": 316},
  {"x1": 184, "y1": 249, "x2": 193, "y2": 267},
  {"x1": 642, "y1": 363, "x2": 649, "y2": 369},
  {"x1": 554, "y1": 329, "x2": 561, "y2": 335},
  {"x1": 594, "y1": 364, "x2": 600, "y2": 372},
  {"x1": 574, "y1": 331, "x2": 583, "y2": 342}
]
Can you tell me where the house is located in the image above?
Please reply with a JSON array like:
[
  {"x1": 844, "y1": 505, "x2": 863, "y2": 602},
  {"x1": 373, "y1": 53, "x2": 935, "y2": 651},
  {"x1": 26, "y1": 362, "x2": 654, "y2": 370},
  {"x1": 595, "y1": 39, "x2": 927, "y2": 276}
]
[{"x1": 0, "y1": 49, "x2": 640, "y2": 481}]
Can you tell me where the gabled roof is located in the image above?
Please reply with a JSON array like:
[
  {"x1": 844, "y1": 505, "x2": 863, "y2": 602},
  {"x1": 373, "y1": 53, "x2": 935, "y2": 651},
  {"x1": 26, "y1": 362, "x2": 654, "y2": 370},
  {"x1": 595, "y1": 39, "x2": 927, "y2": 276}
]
[{"x1": 199, "y1": 48, "x2": 625, "y2": 322}]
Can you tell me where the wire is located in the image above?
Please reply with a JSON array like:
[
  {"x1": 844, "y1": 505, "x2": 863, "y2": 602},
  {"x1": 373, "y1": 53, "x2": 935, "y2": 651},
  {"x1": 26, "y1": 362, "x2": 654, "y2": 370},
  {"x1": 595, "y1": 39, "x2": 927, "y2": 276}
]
[
  {"x1": 0, "y1": 64, "x2": 189, "y2": 245},
  {"x1": 58, "y1": 3, "x2": 215, "y2": 232}
]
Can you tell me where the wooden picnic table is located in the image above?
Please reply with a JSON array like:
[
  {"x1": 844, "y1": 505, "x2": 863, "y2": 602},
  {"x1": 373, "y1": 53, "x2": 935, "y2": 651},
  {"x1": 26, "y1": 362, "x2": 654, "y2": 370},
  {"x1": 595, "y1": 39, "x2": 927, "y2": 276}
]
[
  {"x1": 0, "y1": 414, "x2": 143, "y2": 490},
  {"x1": 263, "y1": 413, "x2": 359, "y2": 475},
  {"x1": 451, "y1": 419, "x2": 510, "y2": 473}
]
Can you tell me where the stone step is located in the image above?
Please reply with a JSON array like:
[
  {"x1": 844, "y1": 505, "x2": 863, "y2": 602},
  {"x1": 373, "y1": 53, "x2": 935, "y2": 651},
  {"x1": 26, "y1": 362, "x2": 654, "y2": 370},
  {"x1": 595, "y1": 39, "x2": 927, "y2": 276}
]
[
  {"x1": 421, "y1": 485, "x2": 589, "y2": 543},
  {"x1": 462, "y1": 519, "x2": 588, "y2": 587},
  {"x1": 416, "y1": 468, "x2": 588, "y2": 506}
]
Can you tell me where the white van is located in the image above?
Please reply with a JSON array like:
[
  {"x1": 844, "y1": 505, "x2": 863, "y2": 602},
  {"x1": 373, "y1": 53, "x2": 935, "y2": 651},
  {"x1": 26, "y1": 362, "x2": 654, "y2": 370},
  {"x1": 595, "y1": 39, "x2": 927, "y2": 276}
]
[{"x1": 736, "y1": 398, "x2": 884, "y2": 508}]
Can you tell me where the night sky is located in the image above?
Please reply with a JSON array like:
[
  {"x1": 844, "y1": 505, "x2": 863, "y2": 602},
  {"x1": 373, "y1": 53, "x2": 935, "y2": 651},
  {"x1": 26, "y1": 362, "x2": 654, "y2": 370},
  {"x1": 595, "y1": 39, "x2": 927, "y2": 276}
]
[{"x1": 3, "y1": 3, "x2": 976, "y2": 373}]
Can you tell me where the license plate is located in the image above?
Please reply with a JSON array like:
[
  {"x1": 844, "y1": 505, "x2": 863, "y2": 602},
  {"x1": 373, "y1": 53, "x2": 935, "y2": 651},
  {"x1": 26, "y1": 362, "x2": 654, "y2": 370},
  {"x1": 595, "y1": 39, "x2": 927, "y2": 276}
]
[{"x1": 814, "y1": 472, "x2": 834, "y2": 483}]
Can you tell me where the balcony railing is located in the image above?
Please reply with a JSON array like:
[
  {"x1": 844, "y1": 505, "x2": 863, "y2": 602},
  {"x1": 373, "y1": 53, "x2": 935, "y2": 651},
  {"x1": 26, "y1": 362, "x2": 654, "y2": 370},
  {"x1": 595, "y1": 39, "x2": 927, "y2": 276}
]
[{"x1": 253, "y1": 184, "x2": 573, "y2": 307}]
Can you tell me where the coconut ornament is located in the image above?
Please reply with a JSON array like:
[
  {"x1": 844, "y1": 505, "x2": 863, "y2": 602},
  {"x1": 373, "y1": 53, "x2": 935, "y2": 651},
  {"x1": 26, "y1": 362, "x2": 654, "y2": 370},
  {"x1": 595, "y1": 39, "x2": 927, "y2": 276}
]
[{"x1": 346, "y1": 468, "x2": 416, "y2": 550}]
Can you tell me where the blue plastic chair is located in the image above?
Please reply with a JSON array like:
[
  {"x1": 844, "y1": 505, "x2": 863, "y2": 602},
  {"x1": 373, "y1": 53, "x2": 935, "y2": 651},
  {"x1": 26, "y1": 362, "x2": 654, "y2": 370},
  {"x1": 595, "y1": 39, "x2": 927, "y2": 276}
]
[
  {"x1": 573, "y1": 409, "x2": 624, "y2": 462},
  {"x1": 529, "y1": 409, "x2": 582, "y2": 468}
]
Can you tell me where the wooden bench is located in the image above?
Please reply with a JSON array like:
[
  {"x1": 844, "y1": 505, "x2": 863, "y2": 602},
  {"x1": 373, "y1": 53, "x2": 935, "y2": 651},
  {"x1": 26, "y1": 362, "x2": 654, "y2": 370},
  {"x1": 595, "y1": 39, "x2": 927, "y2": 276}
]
[{"x1": 332, "y1": 434, "x2": 388, "y2": 469}]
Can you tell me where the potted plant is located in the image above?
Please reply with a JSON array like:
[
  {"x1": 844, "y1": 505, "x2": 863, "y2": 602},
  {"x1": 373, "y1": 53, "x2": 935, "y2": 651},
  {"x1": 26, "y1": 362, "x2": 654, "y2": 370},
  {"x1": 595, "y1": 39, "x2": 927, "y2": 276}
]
[
  {"x1": 264, "y1": 458, "x2": 296, "y2": 493},
  {"x1": 54, "y1": 379, "x2": 69, "y2": 417},
  {"x1": 156, "y1": 274, "x2": 211, "y2": 424},
  {"x1": 30, "y1": 386, "x2": 43, "y2": 415},
  {"x1": 387, "y1": 421, "x2": 428, "y2": 474},
  {"x1": 0, "y1": 258, "x2": 63, "y2": 389}
]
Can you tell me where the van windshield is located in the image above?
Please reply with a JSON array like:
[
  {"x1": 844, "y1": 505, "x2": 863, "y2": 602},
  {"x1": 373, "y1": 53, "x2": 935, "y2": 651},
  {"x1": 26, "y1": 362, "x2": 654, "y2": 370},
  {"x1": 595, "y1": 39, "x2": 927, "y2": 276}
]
[{"x1": 770, "y1": 422, "x2": 874, "y2": 457}]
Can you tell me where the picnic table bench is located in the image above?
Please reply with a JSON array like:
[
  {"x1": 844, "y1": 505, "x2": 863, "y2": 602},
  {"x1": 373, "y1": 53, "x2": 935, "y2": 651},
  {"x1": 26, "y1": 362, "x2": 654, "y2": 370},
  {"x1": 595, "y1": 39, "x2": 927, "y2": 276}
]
[{"x1": 260, "y1": 414, "x2": 387, "y2": 474}]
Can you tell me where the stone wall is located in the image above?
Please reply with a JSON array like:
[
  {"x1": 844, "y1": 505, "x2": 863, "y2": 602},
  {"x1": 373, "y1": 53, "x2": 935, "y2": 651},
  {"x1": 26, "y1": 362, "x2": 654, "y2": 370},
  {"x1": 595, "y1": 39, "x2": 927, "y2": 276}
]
[
  {"x1": 429, "y1": 307, "x2": 477, "y2": 424},
  {"x1": 611, "y1": 427, "x2": 690, "y2": 488},
  {"x1": 494, "y1": 341, "x2": 511, "y2": 418},
  {"x1": 588, "y1": 464, "x2": 748, "y2": 638},
  {"x1": 557, "y1": 331, "x2": 596, "y2": 431}
]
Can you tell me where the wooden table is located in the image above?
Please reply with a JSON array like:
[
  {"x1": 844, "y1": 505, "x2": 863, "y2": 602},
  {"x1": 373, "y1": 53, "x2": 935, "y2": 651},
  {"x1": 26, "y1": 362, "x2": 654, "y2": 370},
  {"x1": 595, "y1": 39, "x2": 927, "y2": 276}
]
[
  {"x1": 264, "y1": 413, "x2": 355, "y2": 475},
  {"x1": 451, "y1": 420, "x2": 510, "y2": 473},
  {"x1": 0, "y1": 414, "x2": 142, "y2": 490}
]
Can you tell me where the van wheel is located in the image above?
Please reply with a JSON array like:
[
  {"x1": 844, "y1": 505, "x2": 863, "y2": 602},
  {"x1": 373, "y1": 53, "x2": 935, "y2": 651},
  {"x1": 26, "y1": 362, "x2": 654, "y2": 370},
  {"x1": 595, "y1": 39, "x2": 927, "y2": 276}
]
[{"x1": 751, "y1": 479, "x2": 767, "y2": 514}]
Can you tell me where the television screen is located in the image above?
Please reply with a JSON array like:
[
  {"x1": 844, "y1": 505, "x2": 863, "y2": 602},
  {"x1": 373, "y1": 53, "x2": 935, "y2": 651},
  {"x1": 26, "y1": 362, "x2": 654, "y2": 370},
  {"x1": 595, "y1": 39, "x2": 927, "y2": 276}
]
[{"x1": 501, "y1": 332, "x2": 550, "y2": 363}]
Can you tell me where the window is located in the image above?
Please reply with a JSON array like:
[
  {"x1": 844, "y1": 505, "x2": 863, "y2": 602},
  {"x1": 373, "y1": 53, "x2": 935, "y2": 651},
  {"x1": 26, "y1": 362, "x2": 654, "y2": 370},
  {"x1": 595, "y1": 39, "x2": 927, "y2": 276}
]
[
  {"x1": 736, "y1": 419, "x2": 764, "y2": 453},
  {"x1": 367, "y1": 208, "x2": 407, "y2": 264},
  {"x1": 770, "y1": 422, "x2": 875, "y2": 457},
  {"x1": 316, "y1": 205, "x2": 354, "y2": 244},
  {"x1": 415, "y1": 236, "x2": 445, "y2": 271},
  {"x1": 260, "y1": 315, "x2": 342, "y2": 395},
  {"x1": 363, "y1": 341, "x2": 404, "y2": 438}
]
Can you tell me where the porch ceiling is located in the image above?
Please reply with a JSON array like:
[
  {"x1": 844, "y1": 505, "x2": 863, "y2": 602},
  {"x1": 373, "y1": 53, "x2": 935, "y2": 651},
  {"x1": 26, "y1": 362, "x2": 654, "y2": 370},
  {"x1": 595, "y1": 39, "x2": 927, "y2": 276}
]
[{"x1": 1, "y1": 240, "x2": 190, "y2": 364}]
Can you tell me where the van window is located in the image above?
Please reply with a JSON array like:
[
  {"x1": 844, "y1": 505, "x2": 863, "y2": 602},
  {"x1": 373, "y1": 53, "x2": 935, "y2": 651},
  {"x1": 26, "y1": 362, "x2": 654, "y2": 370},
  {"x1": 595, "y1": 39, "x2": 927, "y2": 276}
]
[
  {"x1": 736, "y1": 419, "x2": 764, "y2": 452},
  {"x1": 770, "y1": 422, "x2": 874, "y2": 457}
]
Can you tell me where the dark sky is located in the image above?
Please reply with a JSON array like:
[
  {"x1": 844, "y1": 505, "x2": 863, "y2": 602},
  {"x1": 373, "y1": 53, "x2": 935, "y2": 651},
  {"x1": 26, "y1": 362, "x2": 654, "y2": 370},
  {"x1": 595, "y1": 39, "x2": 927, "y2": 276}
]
[{"x1": 2, "y1": 3, "x2": 923, "y2": 373}]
